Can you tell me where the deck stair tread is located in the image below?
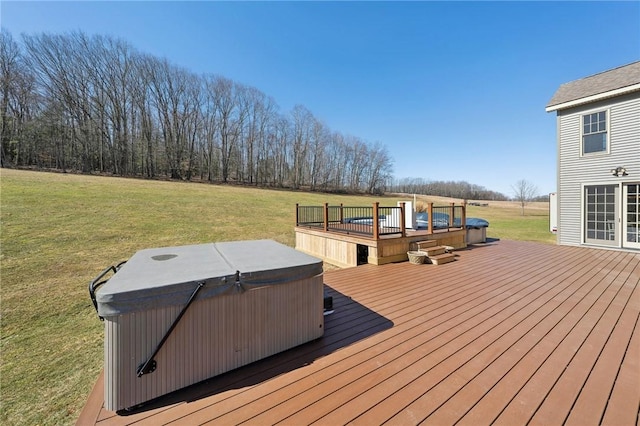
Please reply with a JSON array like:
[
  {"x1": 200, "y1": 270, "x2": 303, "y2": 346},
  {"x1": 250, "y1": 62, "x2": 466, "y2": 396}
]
[
  {"x1": 428, "y1": 252, "x2": 456, "y2": 265},
  {"x1": 415, "y1": 243, "x2": 455, "y2": 265},
  {"x1": 419, "y1": 246, "x2": 447, "y2": 256},
  {"x1": 415, "y1": 240, "x2": 438, "y2": 251}
]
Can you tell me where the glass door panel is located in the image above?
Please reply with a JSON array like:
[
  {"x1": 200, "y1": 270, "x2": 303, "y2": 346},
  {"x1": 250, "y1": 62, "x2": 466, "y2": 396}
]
[
  {"x1": 584, "y1": 185, "x2": 618, "y2": 246},
  {"x1": 623, "y1": 184, "x2": 640, "y2": 249}
]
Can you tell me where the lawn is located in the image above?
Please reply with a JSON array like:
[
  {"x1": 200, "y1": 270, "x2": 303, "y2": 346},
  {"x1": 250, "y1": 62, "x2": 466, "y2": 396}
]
[
  {"x1": 0, "y1": 169, "x2": 553, "y2": 425},
  {"x1": 465, "y1": 200, "x2": 555, "y2": 244}
]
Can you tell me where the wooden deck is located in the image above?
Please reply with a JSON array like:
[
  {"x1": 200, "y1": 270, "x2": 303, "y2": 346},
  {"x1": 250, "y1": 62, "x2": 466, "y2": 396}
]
[{"x1": 77, "y1": 240, "x2": 640, "y2": 425}]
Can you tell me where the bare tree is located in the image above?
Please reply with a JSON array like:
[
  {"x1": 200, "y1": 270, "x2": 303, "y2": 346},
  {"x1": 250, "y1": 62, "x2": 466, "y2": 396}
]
[
  {"x1": 364, "y1": 142, "x2": 393, "y2": 194},
  {"x1": 131, "y1": 54, "x2": 158, "y2": 178},
  {"x1": 1, "y1": 31, "x2": 20, "y2": 166},
  {"x1": 201, "y1": 74, "x2": 220, "y2": 181},
  {"x1": 347, "y1": 136, "x2": 367, "y2": 191},
  {"x1": 512, "y1": 179, "x2": 538, "y2": 215},
  {"x1": 1, "y1": 30, "x2": 40, "y2": 167},
  {"x1": 290, "y1": 104, "x2": 313, "y2": 189},
  {"x1": 7, "y1": 28, "x2": 396, "y2": 194},
  {"x1": 272, "y1": 114, "x2": 290, "y2": 187},
  {"x1": 307, "y1": 117, "x2": 328, "y2": 191},
  {"x1": 212, "y1": 75, "x2": 243, "y2": 183}
]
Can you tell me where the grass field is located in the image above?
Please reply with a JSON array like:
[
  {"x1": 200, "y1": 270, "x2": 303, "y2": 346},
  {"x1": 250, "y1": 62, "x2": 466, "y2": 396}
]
[{"x1": 0, "y1": 169, "x2": 554, "y2": 425}]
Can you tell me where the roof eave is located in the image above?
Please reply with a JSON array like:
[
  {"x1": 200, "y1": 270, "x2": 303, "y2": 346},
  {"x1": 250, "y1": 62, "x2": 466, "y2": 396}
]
[{"x1": 545, "y1": 82, "x2": 640, "y2": 113}]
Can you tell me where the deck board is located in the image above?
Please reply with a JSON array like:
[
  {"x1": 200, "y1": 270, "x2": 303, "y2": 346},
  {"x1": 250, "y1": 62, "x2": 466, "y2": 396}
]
[
  {"x1": 461, "y1": 256, "x2": 640, "y2": 425},
  {"x1": 442, "y1": 252, "x2": 636, "y2": 426},
  {"x1": 600, "y1": 302, "x2": 640, "y2": 426},
  {"x1": 77, "y1": 240, "x2": 640, "y2": 426},
  {"x1": 566, "y1": 262, "x2": 640, "y2": 425},
  {"x1": 527, "y1": 254, "x2": 637, "y2": 426},
  {"x1": 493, "y1": 252, "x2": 638, "y2": 425}
]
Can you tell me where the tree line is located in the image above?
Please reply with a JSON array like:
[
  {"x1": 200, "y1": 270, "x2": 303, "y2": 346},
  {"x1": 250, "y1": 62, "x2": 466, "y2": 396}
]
[
  {"x1": 390, "y1": 177, "x2": 509, "y2": 201},
  {"x1": 0, "y1": 30, "x2": 393, "y2": 193}
]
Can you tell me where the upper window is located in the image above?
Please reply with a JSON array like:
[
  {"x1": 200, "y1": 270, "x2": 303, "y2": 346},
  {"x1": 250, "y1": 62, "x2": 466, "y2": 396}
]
[{"x1": 582, "y1": 110, "x2": 607, "y2": 154}]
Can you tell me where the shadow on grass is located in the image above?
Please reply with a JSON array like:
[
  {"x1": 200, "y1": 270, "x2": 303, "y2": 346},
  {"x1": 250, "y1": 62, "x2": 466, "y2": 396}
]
[{"x1": 117, "y1": 284, "x2": 394, "y2": 415}]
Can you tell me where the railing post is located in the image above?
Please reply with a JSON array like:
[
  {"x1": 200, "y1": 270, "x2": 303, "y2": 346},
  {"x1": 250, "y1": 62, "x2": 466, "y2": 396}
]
[
  {"x1": 295, "y1": 203, "x2": 299, "y2": 226},
  {"x1": 461, "y1": 200, "x2": 467, "y2": 229},
  {"x1": 323, "y1": 203, "x2": 329, "y2": 232},
  {"x1": 340, "y1": 203, "x2": 344, "y2": 224},
  {"x1": 399, "y1": 202, "x2": 406, "y2": 238},
  {"x1": 449, "y1": 202, "x2": 455, "y2": 229},
  {"x1": 373, "y1": 202, "x2": 379, "y2": 240},
  {"x1": 427, "y1": 202, "x2": 433, "y2": 234}
]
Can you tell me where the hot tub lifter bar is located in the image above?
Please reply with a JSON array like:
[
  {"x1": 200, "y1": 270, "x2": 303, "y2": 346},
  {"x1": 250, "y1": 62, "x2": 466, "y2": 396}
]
[{"x1": 136, "y1": 280, "x2": 206, "y2": 377}]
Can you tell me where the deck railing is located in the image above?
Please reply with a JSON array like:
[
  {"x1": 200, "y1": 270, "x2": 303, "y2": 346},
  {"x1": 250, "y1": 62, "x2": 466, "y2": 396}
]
[
  {"x1": 429, "y1": 205, "x2": 465, "y2": 230},
  {"x1": 296, "y1": 202, "x2": 466, "y2": 240}
]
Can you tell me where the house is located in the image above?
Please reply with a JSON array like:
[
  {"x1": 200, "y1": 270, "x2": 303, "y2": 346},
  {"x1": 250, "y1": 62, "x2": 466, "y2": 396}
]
[{"x1": 546, "y1": 61, "x2": 640, "y2": 250}]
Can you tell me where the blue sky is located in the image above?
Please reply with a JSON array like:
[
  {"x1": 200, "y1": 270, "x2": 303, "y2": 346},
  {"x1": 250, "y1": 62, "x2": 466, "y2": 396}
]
[{"x1": 2, "y1": 1, "x2": 639, "y2": 196}]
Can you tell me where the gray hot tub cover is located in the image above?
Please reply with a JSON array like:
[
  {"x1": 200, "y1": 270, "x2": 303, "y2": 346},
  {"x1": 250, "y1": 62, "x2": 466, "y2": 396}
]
[
  {"x1": 95, "y1": 239, "x2": 323, "y2": 317},
  {"x1": 466, "y1": 218, "x2": 489, "y2": 229}
]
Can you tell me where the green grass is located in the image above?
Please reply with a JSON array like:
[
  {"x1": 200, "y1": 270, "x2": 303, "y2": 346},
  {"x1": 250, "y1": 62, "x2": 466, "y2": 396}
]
[
  {"x1": 466, "y1": 203, "x2": 556, "y2": 244},
  {"x1": 0, "y1": 169, "x2": 553, "y2": 424}
]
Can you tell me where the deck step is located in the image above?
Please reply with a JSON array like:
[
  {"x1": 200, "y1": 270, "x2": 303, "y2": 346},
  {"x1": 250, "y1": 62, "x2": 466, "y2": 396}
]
[
  {"x1": 428, "y1": 253, "x2": 456, "y2": 265},
  {"x1": 419, "y1": 246, "x2": 447, "y2": 256},
  {"x1": 415, "y1": 240, "x2": 438, "y2": 249}
]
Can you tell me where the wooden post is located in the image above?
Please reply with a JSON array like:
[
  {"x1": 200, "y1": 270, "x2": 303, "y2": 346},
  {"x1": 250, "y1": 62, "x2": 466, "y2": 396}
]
[
  {"x1": 295, "y1": 203, "x2": 299, "y2": 226},
  {"x1": 373, "y1": 202, "x2": 379, "y2": 240},
  {"x1": 461, "y1": 200, "x2": 467, "y2": 229},
  {"x1": 449, "y1": 202, "x2": 455, "y2": 229},
  {"x1": 323, "y1": 202, "x2": 329, "y2": 232},
  {"x1": 399, "y1": 202, "x2": 406, "y2": 238},
  {"x1": 427, "y1": 202, "x2": 433, "y2": 234}
]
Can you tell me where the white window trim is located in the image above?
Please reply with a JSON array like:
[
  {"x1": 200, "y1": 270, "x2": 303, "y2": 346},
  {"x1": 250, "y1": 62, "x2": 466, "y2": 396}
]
[{"x1": 580, "y1": 107, "x2": 610, "y2": 157}]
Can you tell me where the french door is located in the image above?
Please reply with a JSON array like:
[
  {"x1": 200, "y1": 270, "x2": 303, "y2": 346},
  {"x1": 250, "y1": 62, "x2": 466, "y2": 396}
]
[
  {"x1": 623, "y1": 183, "x2": 640, "y2": 249},
  {"x1": 584, "y1": 185, "x2": 618, "y2": 246},
  {"x1": 584, "y1": 183, "x2": 640, "y2": 249}
]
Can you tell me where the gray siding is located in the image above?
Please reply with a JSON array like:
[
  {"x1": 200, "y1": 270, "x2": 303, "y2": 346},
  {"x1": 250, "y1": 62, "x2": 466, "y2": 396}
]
[{"x1": 557, "y1": 92, "x2": 640, "y2": 247}]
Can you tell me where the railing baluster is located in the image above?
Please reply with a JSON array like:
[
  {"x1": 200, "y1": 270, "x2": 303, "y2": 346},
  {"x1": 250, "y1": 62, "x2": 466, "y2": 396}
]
[{"x1": 449, "y1": 202, "x2": 455, "y2": 229}]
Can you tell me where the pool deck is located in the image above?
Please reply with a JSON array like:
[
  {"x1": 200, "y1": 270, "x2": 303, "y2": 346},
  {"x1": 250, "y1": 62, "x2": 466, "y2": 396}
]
[{"x1": 77, "y1": 239, "x2": 640, "y2": 425}]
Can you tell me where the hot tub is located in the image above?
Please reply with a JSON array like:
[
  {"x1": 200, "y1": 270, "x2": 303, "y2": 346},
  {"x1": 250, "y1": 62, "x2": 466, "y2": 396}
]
[
  {"x1": 465, "y1": 218, "x2": 490, "y2": 244},
  {"x1": 90, "y1": 240, "x2": 324, "y2": 412}
]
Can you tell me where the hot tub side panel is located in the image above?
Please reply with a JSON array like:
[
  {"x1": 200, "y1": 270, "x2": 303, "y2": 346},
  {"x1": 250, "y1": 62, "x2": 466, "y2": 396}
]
[
  {"x1": 466, "y1": 227, "x2": 487, "y2": 244},
  {"x1": 104, "y1": 275, "x2": 324, "y2": 411}
]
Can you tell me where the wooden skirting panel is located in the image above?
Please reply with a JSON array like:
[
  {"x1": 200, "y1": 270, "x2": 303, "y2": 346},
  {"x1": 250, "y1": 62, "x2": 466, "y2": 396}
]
[
  {"x1": 295, "y1": 227, "x2": 466, "y2": 266},
  {"x1": 296, "y1": 230, "x2": 359, "y2": 268}
]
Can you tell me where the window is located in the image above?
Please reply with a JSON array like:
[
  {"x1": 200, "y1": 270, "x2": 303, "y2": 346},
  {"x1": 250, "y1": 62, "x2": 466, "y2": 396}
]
[{"x1": 582, "y1": 110, "x2": 607, "y2": 154}]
